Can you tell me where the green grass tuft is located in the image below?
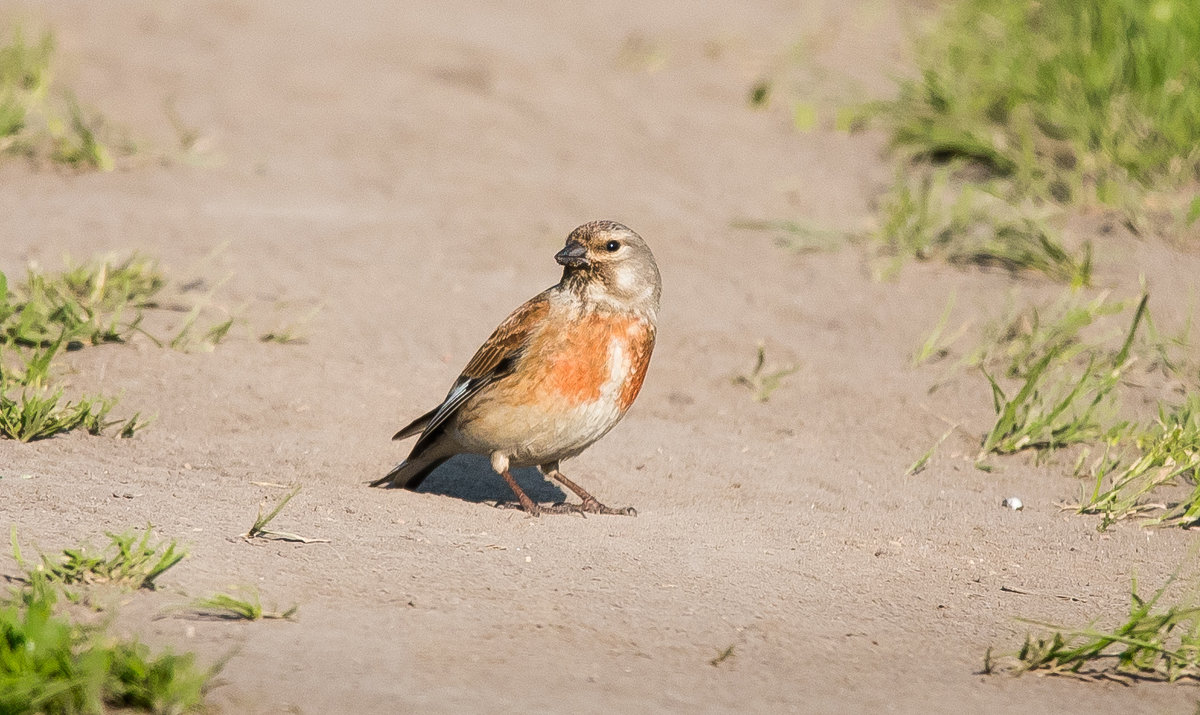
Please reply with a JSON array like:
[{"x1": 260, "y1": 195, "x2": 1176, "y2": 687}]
[
  {"x1": 243, "y1": 486, "x2": 329, "y2": 544},
  {"x1": 0, "y1": 337, "x2": 124, "y2": 442},
  {"x1": 732, "y1": 344, "x2": 798, "y2": 403},
  {"x1": 0, "y1": 386, "x2": 116, "y2": 442},
  {"x1": 977, "y1": 348, "x2": 1124, "y2": 462},
  {"x1": 992, "y1": 572, "x2": 1200, "y2": 682},
  {"x1": 1, "y1": 255, "x2": 165, "y2": 349},
  {"x1": 975, "y1": 294, "x2": 1147, "y2": 463},
  {"x1": 13, "y1": 526, "x2": 186, "y2": 593},
  {"x1": 1079, "y1": 394, "x2": 1200, "y2": 528},
  {"x1": 190, "y1": 588, "x2": 298, "y2": 621}
]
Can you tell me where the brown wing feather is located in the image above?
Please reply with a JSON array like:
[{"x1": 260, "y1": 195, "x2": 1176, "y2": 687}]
[
  {"x1": 403, "y1": 291, "x2": 552, "y2": 459},
  {"x1": 459, "y1": 291, "x2": 551, "y2": 380}
]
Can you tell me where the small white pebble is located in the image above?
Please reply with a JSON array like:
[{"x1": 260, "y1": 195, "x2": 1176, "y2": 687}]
[
  {"x1": 1002, "y1": 497, "x2": 1024, "y2": 511},
  {"x1": 525, "y1": 556, "x2": 532, "y2": 563}
]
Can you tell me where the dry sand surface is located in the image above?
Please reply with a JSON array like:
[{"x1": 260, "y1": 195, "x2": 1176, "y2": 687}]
[{"x1": 3, "y1": 1, "x2": 1200, "y2": 712}]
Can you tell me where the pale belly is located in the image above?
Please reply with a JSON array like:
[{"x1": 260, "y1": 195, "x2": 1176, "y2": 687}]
[{"x1": 455, "y1": 397, "x2": 625, "y2": 467}]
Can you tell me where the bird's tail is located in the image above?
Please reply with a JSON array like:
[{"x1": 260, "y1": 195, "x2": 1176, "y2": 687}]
[{"x1": 370, "y1": 453, "x2": 450, "y2": 490}]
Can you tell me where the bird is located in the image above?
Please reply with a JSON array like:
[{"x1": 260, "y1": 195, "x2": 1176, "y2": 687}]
[{"x1": 372, "y1": 220, "x2": 661, "y2": 517}]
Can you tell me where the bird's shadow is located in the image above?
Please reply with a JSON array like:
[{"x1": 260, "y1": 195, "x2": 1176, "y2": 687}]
[{"x1": 414, "y1": 454, "x2": 566, "y2": 505}]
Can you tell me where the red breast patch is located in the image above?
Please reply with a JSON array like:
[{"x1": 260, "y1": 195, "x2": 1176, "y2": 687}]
[
  {"x1": 616, "y1": 321, "x2": 654, "y2": 412},
  {"x1": 543, "y1": 314, "x2": 655, "y2": 409}
]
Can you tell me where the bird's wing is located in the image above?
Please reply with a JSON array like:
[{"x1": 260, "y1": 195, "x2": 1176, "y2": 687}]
[{"x1": 403, "y1": 291, "x2": 552, "y2": 458}]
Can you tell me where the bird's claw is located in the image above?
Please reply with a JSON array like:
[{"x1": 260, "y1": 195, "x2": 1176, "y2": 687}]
[
  {"x1": 542, "y1": 498, "x2": 636, "y2": 517},
  {"x1": 493, "y1": 500, "x2": 541, "y2": 517},
  {"x1": 492, "y1": 499, "x2": 636, "y2": 517}
]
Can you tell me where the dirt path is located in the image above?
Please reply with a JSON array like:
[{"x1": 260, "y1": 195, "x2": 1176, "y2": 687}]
[{"x1": 3, "y1": 1, "x2": 1198, "y2": 712}]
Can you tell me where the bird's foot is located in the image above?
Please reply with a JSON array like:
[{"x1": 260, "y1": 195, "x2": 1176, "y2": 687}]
[
  {"x1": 494, "y1": 498, "x2": 636, "y2": 517},
  {"x1": 541, "y1": 498, "x2": 637, "y2": 517},
  {"x1": 493, "y1": 500, "x2": 542, "y2": 517}
]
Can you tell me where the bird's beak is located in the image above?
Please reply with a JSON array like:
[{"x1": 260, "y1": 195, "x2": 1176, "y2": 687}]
[{"x1": 554, "y1": 242, "x2": 589, "y2": 268}]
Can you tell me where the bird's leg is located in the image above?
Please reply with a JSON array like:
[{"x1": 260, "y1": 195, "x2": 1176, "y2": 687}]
[
  {"x1": 498, "y1": 470, "x2": 541, "y2": 516},
  {"x1": 492, "y1": 452, "x2": 541, "y2": 516},
  {"x1": 539, "y1": 461, "x2": 637, "y2": 517}
]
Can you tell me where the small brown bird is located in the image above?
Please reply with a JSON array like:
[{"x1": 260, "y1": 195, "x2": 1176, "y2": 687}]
[{"x1": 373, "y1": 220, "x2": 661, "y2": 516}]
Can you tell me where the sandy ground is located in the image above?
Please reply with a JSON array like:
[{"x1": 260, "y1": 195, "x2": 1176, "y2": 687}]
[{"x1": 3, "y1": 1, "x2": 1200, "y2": 712}]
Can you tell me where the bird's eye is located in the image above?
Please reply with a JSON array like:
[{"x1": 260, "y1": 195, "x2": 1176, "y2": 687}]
[{"x1": 605, "y1": 240, "x2": 621, "y2": 252}]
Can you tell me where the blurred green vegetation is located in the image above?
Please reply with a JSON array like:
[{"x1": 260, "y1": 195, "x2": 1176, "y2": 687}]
[
  {"x1": 871, "y1": 0, "x2": 1200, "y2": 277},
  {"x1": 0, "y1": 26, "x2": 116, "y2": 169},
  {"x1": 4, "y1": 529, "x2": 210, "y2": 713},
  {"x1": 886, "y1": 0, "x2": 1200, "y2": 207}
]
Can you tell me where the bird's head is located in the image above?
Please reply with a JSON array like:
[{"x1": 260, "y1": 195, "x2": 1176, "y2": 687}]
[{"x1": 555, "y1": 220, "x2": 661, "y2": 318}]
